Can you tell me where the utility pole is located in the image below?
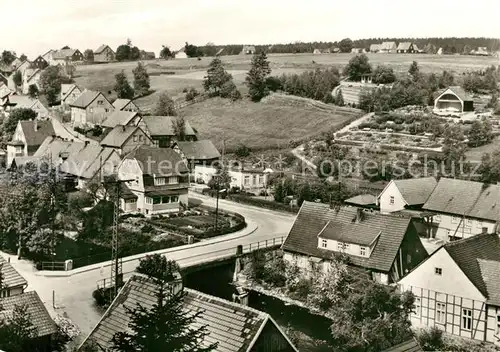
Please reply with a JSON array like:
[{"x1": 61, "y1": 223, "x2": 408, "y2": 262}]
[
  {"x1": 215, "y1": 137, "x2": 225, "y2": 232},
  {"x1": 103, "y1": 178, "x2": 133, "y2": 299}
]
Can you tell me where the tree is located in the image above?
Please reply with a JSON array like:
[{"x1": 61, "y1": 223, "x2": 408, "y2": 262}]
[
  {"x1": 172, "y1": 116, "x2": 186, "y2": 141},
  {"x1": 245, "y1": 51, "x2": 272, "y2": 102},
  {"x1": 12, "y1": 71, "x2": 22, "y2": 87},
  {"x1": 203, "y1": 57, "x2": 233, "y2": 96},
  {"x1": 154, "y1": 92, "x2": 176, "y2": 116},
  {"x1": 132, "y1": 62, "x2": 150, "y2": 96},
  {"x1": 1, "y1": 50, "x2": 16, "y2": 65},
  {"x1": 83, "y1": 49, "x2": 94, "y2": 62},
  {"x1": 160, "y1": 45, "x2": 173, "y2": 59},
  {"x1": 2, "y1": 108, "x2": 37, "y2": 138},
  {"x1": 408, "y1": 61, "x2": 420, "y2": 79},
  {"x1": 372, "y1": 65, "x2": 396, "y2": 84},
  {"x1": 19, "y1": 54, "x2": 27, "y2": 62},
  {"x1": 0, "y1": 304, "x2": 38, "y2": 352},
  {"x1": 479, "y1": 150, "x2": 500, "y2": 184},
  {"x1": 114, "y1": 71, "x2": 134, "y2": 99},
  {"x1": 442, "y1": 123, "x2": 467, "y2": 170},
  {"x1": 28, "y1": 84, "x2": 39, "y2": 98},
  {"x1": 116, "y1": 45, "x2": 131, "y2": 61},
  {"x1": 438, "y1": 70, "x2": 455, "y2": 88},
  {"x1": 338, "y1": 38, "x2": 353, "y2": 53},
  {"x1": 468, "y1": 118, "x2": 492, "y2": 147},
  {"x1": 39, "y1": 65, "x2": 63, "y2": 105},
  {"x1": 343, "y1": 54, "x2": 372, "y2": 81},
  {"x1": 335, "y1": 89, "x2": 345, "y2": 106},
  {"x1": 185, "y1": 42, "x2": 202, "y2": 58},
  {"x1": 130, "y1": 46, "x2": 141, "y2": 61},
  {"x1": 110, "y1": 257, "x2": 218, "y2": 352}
]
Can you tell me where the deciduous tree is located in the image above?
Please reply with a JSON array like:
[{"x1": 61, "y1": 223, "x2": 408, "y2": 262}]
[
  {"x1": 245, "y1": 51, "x2": 272, "y2": 102},
  {"x1": 84, "y1": 49, "x2": 94, "y2": 62},
  {"x1": 184, "y1": 42, "x2": 202, "y2": 58},
  {"x1": 0, "y1": 304, "x2": 38, "y2": 352},
  {"x1": 160, "y1": 45, "x2": 173, "y2": 59},
  {"x1": 28, "y1": 84, "x2": 39, "y2": 99},
  {"x1": 468, "y1": 118, "x2": 492, "y2": 147},
  {"x1": 19, "y1": 54, "x2": 27, "y2": 62},
  {"x1": 343, "y1": 54, "x2": 372, "y2": 81},
  {"x1": 2, "y1": 108, "x2": 37, "y2": 139},
  {"x1": 132, "y1": 62, "x2": 150, "y2": 97},
  {"x1": 172, "y1": 116, "x2": 186, "y2": 141},
  {"x1": 154, "y1": 92, "x2": 176, "y2": 116},
  {"x1": 203, "y1": 57, "x2": 233, "y2": 96},
  {"x1": 372, "y1": 65, "x2": 396, "y2": 84},
  {"x1": 39, "y1": 65, "x2": 63, "y2": 105},
  {"x1": 114, "y1": 71, "x2": 134, "y2": 99},
  {"x1": 116, "y1": 44, "x2": 131, "y2": 61},
  {"x1": 1, "y1": 50, "x2": 16, "y2": 65},
  {"x1": 12, "y1": 71, "x2": 22, "y2": 87},
  {"x1": 338, "y1": 38, "x2": 353, "y2": 53}
]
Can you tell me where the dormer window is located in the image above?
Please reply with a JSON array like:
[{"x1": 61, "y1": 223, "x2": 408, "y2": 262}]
[
  {"x1": 321, "y1": 239, "x2": 327, "y2": 248},
  {"x1": 360, "y1": 246, "x2": 366, "y2": 256}
]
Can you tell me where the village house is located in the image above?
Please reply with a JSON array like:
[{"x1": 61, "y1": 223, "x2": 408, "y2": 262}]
[
  {"x1": 32, "y1": 55, "x2": 49, "y2": 70},
  {"x1": 369, "y1": 44, "x2": 381, "y2": 53},
  {"x1": 434, "y1": 86, "x2": 474, "y2": 113},
  {"x1": 0, "y1": 290, "x2": 58, "y2": 351},
  {"x1": 9, "y1": 58, "x2": 22, "y2": 69},
  {"x1": 174, "y1": 47, "x2": 187, "y2": 59},
  {"x1": 33, "y1": 136, "x2": 86, "y2": 167},
  {"x1": 12, "y1": 60, "x2": 32, "y2": 77},
  {"x1": 142, "y1": 115, "x2": 197, "y2": 147},
  {"x1": 422, "y1": 178, "x2": 500, "y2": 242},
  {"x1": 0, "y1": 256, "x2": 27, "y2": 297},
  {"x1": 140, "y1": 51, "x2": 156, "y2": 60},
  {"x1": 194, "y1": 164, "x2": 269, "y2": 193},
  {"x1": 78, "y1": 274, "x2": 299, "y2": 351},
  {"x1": 241, "y1": 45, "x2": 256, "y2": 55},
  {"x1": 21, "y1": 68, "x2": 42, "y2": 94},
  {"x1": 117, "y1": 146, "x2": 189, "y2": 215},
  {"x1": 93, "y1": 44, "x2": 115, "y2": 62},
  {"x1": 377, "y1": 177, "x2": 437, "y2": 214},
  {"x1": 379, "y1": 42, "x2": 397, "y2": 53},
  {"x1": 100, "y1": 125, "x2": 152, "y2": 155},
  {"x1": 397, "y1": 42, "x2": 417, "y2": 53},
  {"x1": 0, "y1": 84, "x2": 13, "y2": 106},
  {"x1": 70, "y1": 90, "x2": 114, "y2": 126},
  {"x1": 112, "y1": 98, "x2": 139, "y2": 112},
  {"x1": 172, "y1": 140, "x2": 221, "y2": 173},
  {"x1": 5, "y1": 95, "x2": 49, "y2": 118},
  {"x1": 101, "y1": 110, "x2": 144, "y2": 129},
  {"x1": 351, "y1": 48, "x2": 365, "y2": 54},
  {"x1": 313, "y1": 48, "x2": 322, "y2": 55},
  {"x1": 281, "y1": 202, "x2": 429, "y2": 285},
  {"x1": 399, "y1": 233, "x2": 500, "y2": 346},
  {"x1": 50, "y1": 48, "x2": 84, "y2": 65},
  {"x1": 59, "y1": 142, "x2": 121, "y2": 189},
  {"x1": 41, "y1": 49, "x2": 55, "y2": 64},
  {"x1": 6, "y1": 120, "x2": 55, "y2": 166},
  {"x1": 60, "y1": 84, "x2": 82, "y2": 107}
]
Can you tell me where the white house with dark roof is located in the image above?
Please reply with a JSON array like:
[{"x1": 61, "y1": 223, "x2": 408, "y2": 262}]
[
  {"x1": 434, "y1": 86, "x2": 474, "y2": 113},
  {"x1": 0, "y1": 255, "x2": 27, "y2": 297},
  {"x1": 112, "y1": 98, "x2": 139, "y2": 112},
  {"x1": 399, "y1": 232, "x2": 500, "y2": 346},
  {"x1": 93, "y1": 44, "x2": 115, "y2": 62},
  {"x1": 5, "y1": 95, "x2": 49, "y2": 118},
  {"x1": 379, "y1": 42, "x2": 397, "y2": 53},
  {"x1": 282, "y1": 202, "x2": 428, "y2": 284},
  {"x1": 60, "y1": 84, "x2": 82, "y2": 107},
  {"x1": 172, "y1": 140, "x2": 221, "y2": 170},
  {"x1": 396, "y1": 42, "x2": 416, "y2": 53},
  {"x1": 6, "y1": 120, "x2": 55, "y2": 166},
  {"x1": 100, "y1": 125, "x2": 152, "y2": 155},
  {"x1": 422, "y1": 178, "x2": 500, "y2": 242},
  {"x1": 377, "y1": 177, "x2": 437, "y2": 214},
  {"x1": 142, "y1": 115, "x2": 197, "y2": 147},
  {"x1": 70, "y1": 90, "x2": 114, "y2": 126},
  {"x1": 78, "y1": 274, "x2": 298, "y2": 351},
  {"x1": 117, "y1": 146, "x2": 190, "y2": 215}
]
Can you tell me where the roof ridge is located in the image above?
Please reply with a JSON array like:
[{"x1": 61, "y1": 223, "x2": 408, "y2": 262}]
[{"x1": 444, "y1": 232, "x2": 496, "y2": 249}]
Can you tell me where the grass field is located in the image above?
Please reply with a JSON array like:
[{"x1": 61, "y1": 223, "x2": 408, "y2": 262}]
[{"x1": 179, "y1": 96, "x2": 362, "y2": 150}]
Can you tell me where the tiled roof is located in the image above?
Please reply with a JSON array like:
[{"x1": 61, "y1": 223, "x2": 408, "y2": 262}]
[
  {"x1": 102, "y1": 111, "x2": 139, "y2": 129},
  {"x1": 0, "y1": 291, "x2": 57, "y2": 337},
  {"x1": 34, "y1": 136, "x2": 86, "y2": 165},
  {"x1": 444, "y1": 233, "x2": 500, "y2": 305},
  {"x1": 24, "y1": 68, "x2": 40, "y2": 82},
  {"x1": 423, "y1": 178, "x2": 500, "y2": 221},
  {"x1": 383, "y1": 338, "x2": 423, "y2": 352},
  {"x1": 52, "y1": 48, "x2": 80, "y2": 59},
  {"x1": 70, "y1": 90, "x2": 102, "y2": 108},
  {"x1": 370, "y1": 44, "x2": 381, "y2": 51},
  {"x1": 397, "y1": 42, "x2": 413, "y2": 51},
  {"x1": 61, "y1": 84, "x2": 79, "y2": 96},
  {"x1": 60, "y1": 144, "x2": 118, "y2": 179},
  {"x1": 80, "y1": 275, "x2": 297, "y2": 352},
  {"x1": 282, "y1": 202, "x2": 414, "y2": 272},
  {"x1": 393, "y1": 177, "x2": 437, "y2": 205},
  {"x1": 18, "y1": 120, "x2": 55, "y2": 148},
  {"x1": 344, "y1": 194, "x2": 377, "y2": 206},
  {"x1": 94, "y1": 45, "x2": 112, "y2": 54},
  {"x1": 112, "y1": 99, "x2": 133, "y2": 111},
  {"x1": 143, "y1": 116, "x2": 196, "y2": 137},
  {"x1": 435, "y1": 86, "x2": 473, "y2": 102},
  {"x1": 318, "y1": 220, "x2": 381, "y2": 246},
  {"x1": 0, "y1": 255, "x2": 27, "y2": 289},
  {"x1": 175, "y1": 140, "x2": 221, "y2": 160},
  {"x1": 123, "y1": 146, "x2": 188, "y2": 176},
  {"x1": 9, "y1": 95, "x2": 39, "y2": 109},
  {"x1": 101, "y1": 125, "x2": 146, "y2": 148},
  {"x1": 380, "y1": 42, "x2": 397, "y2": 50}
]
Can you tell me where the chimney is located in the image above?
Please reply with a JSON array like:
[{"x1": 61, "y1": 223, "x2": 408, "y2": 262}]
[
  {"x1": 354, "y1": 208, "x2": 365, "y2": 223},
  {"x1": 168, "y1": 270, "x2": 183, "y2": 295}
]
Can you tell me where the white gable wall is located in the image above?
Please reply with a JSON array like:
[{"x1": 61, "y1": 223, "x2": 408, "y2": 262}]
[{"x1": 378, "y1": 181, "x2": 407, "y2": 214}]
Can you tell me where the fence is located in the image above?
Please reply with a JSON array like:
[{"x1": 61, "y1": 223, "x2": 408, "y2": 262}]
[
  {"x1": 41, "y1": 261, "x2": 66, "y2": 271},
  {"x1": 96, "y1": 236, "x2": 285, "y2": 290}
]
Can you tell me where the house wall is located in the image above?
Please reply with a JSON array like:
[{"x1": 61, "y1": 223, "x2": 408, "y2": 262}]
[
  {"x1": 316, "y1": 238, "x2": 372, "y2": 258},
  {"x1": 119, "y1": 129, "x2": 152, "y2": 155},
  {"x1": 486, "y1": 305, "x2": 500, "y2": 346},
  {"x1": 22, "y1": 73, "x2": 41, "y2": 94},
  {"x1": 71, "y1": 106, "x2": 87, "y2": 126},
  {"x1": 429, "y1": 213, "x2": 495, "y2": 241},
  {"x1": 6, "y1": 145, "x2": 24, "y2": 166},
  {"x1": 94, "y1": 47, "x2": 115, "y2": 62},
  {"x1": 193, "y1": 165, "x2": 268, "y2": 191},
  {"x1": 120, "y1": 198, "x2": 138, "y2": 213},
  {"x1": 12, "y1": 123, "x2": 27, "y2": 155},
  {"x1": 72, "y1": 94, "x2": 114, "y2": 126},
  {"x1": 378, "y1": 181, "x2": 406, "y2": 214},
  {"x1": 253, "y1": 320, "x2": 296, "y2": 352},
  {"x1": 62, "y1": 87, "x2": 82, "y2": 106},
  {"x1": 30, "y1": 100, "x2": 49, "y2": 118},
  {"x1": 0, "y1": 286, "x2": 24, "y2": 298},
  {"x1": 122, "y1": 102, "x2": 139, "y2": 112}
]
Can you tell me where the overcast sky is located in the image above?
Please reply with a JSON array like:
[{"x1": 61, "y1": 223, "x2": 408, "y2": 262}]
[{"x1": 3, "y1": 0, "x2": 500, "y2": 58}]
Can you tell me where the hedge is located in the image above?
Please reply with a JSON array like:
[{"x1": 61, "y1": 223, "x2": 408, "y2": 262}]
[{"x1": 226, "y1": 194, "x2": 298, "y2": 214}]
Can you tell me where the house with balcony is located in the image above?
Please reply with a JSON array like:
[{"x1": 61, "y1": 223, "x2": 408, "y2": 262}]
[
  {"x1": 100, "y1": 125, "x2": 152, "y2": 156},
  {"x1": 143, "y1": 115, "x2": 197, "y2": 147},
  {"x1": 281, "y1": 202, "x2": 428, "y2": 285},
  {"x1": 61, "y1": 84, "x2": 82, "y2": 107},
  {"x1": 70, "y1": 90, "x2": 114, "y2": 126},
  {"x1": 6, "y1": 120, "x2": 55, "y2": 166},
  {"x1": 399, "y1": 232, "x2": 500, "y2": 346},
  {"x1": 422, "y1": 178, "x2": 500, "y2": 242},
  {"x1": 117, "y1": 146, "x2": 189, "y2": 216},
  {"x1": 377, "y1": 177, "x2": 437, "y2": 214}
]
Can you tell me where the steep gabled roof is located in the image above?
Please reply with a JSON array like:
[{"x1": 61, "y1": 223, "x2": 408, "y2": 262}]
[
  {"x1": 0, "y1": 291, "x2": 57, "y2": 337},
  {"x1": 282, "y1": 202, "x2": 415, "y2": 272},
  {"x1": 123, "y1": 146, "x2": 188, "y2": 176},
  {"x1": 444, "y1": 233, "x2": 500, "y2": 305},
  {"x1": 397, "y1": 42, "x2": 413, "y2": 51},
  {"x1": 380, "y1": 42, "x2": 397, "y2": 50},
  {"x1": 79, "y1": 275, "x2": 298, "y2": 352},
  {"x1": 70, "y1": 90, "x2": 106, "y2": 108},
  {"x1": 318, "y1": 220, "x2": 381, "y2": 246},
  {"x1": 102, "y1": 111, "x2": 139, "y2": 128},
  {"x1": 18, "y1": 120, "x2": 55, "y2": 148},
  {"x1": 61, "y1": 83, "x2": 80, "y2": 97},
  {"x1": 434, "y1": 86, "x2": 473, "y2": 102},
  {"x1": 59, "y1": 144, "x2": 118, "y2": 179},
  {"x1": 370, "y1": 44, "x2": 381, "y2": 51},
  {"x1": 94, "y1": 44, "x2": 114, "y2": 54},
  {"x1": 143, "y1": 116, "x2": 195, "y2": 136},
  {"x1": 0, "y1": 255, "x2": 27, "y2": 290},
  {"x1": 52, "y1": 48, "x2": 81, "y2": 59},
  {"x1": 101, "y1": 125, "x2": 149, "y2": 148},
  {"x1": 112, "y1": 98, "x2": 135, "y2": 111},
  {"x1": 174, "y1": 140, "x2": 221, "y2": 160},
  {"x1": 34, "y1": 136, "x2": 86, "y2": 165},
  {"x1": 391, "y1": 177, "x2": 437, "y2": 206},
  {"x1": 423, "y1": 178, "x2": 500, "y2": 221},
  {"x1": 345, "y1": 194, "x2": 377, "y2": 206}
]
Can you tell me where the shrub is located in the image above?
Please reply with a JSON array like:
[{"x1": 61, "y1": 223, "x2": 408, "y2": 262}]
[
  {"x1": 92, "y1": 288, "x2": 107, "y2": 306},
  {"x1": 182, "y1": 87, "x2": 188, "y2": 93},
  {"x1": 227, "y1": 194, "x2": 297, "y2": 213},
  {"x1": 417, "y1": 327, "x2": 444, "y2": 351},
  {"x1": 234, "y1": 144, "x2": 251, "y2": 157},
  {"x1": 185, "y1": 87, "x2": 200, "y2": 101},
  {"x1": 289, "y1": 278, "x2": 311, "y2": 301}
]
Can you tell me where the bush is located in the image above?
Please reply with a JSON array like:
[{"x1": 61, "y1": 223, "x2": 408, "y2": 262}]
[
  {"x1": 92, "y1": 288, "x2": 108, "y2": 307},
  {"x1": 227, "y1": 194, "x2": 298, "y2": 213},
  {"x1": 417, "y1": 327, "x2": 444, "y2": 351},
  {"x1": 234, "y1": 144, "x2": 251, "y2": 157},
  {"x1": 182, "y1": 87, "x2": 188, "y2": 93},
  {"x1": 185, "y1": 87, "x2": 200, "y2": 101},
  {"x1": 289, "y1": 278, "x2": 312, "y2": 300}
]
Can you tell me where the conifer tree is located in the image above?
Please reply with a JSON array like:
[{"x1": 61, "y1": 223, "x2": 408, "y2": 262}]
[
  {"x1": 114, "y1": 71, "x2": 134, "y2": 99},
  {"x1": 132, "y1": 62, "x2": 150, "y2": 97},
  {"x1": 245, "y1": 51, "x2": 272, "y2": 102},
  {"x1": 203, "y1": 57, "x2": 233, "y2": 96}
]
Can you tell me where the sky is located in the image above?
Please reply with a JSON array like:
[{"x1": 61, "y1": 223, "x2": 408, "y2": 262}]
[{"x1": 2, "y1": 0, "x2": 500, "y2": 59}]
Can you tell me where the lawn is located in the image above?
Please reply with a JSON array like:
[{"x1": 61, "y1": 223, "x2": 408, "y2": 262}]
[{"x1": 180, "y1": 96, "x2": 363, "y2": 150}]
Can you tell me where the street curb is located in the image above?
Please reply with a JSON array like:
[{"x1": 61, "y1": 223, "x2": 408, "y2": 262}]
[{"x1": 38, "y1": 221, "x2": 259, "y2": 278}]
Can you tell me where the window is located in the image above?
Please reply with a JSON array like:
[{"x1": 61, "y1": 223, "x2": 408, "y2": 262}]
[
  {"x1": 125, "y1": 199, "x2": 136, "y2": 204},
  {"x1": 168, "y1": 176, "x2": 178, "y2": 184},
  {"x1": 337, "y1": 242, "x2": 344, "y2": 251},
  {"x1": 97, "y1": 100, "x2": 103, "y2": 105},
  {"x1": 105, "y1": 108, "x2": 109, "y2": 113},
  {"x1": 244, "y1": 176, "x2": 250, "y2": 186},
  {"x1": 466, "y1": 218, "x2": 472, "y2": 227},
  {"x1": 462, "y1": 309, "x2": 472, "y2": 330},
  {"x1": 497, "y1": 315, "x2": 500, "y2": 334},
  {"x1": 321, "y1": 239, "x2": 327, "y2": 248},
  {"x1": 152, "y1": 197, "x2": 161, "y2": 205},
  {"x1": 139, "y1": 135, "x2": 144, "y2": 142},
  {"x1": 89, "y1": 107, "x2": 94, "y2": 113},
  {"x1": 258, "y1": 175, "x2": 264, "y2": 185},
  {"x1": 171, "y1": 195, "x2": 179, "y2": 203},
  {"x1": 452, "y1": 216, "x2": 459, "y2": 224},
  {"x1": 145, "y1": 197, "x2": 153, "y2": 205},
  {"x1": 406, "y1": 254, "x2": 412, "y2": 264},
  {"x1": 161, "y1": 196, "x2": 170, "y2": 203},
  {"x1": 253, "y1": 175, "x2": 257, "y2": 185},
  {"x1": 434, "y1": 214, "x2": 441, "y2": 223},
  {"x1": 477, "y1": 221, "x2": 483, "y2": 229},
  {"x1": 360, "y1": 246, "x2": 366, "y2": 256},
  {"x1": 435, "y1": 267, "x2": 442, "y2": 275},
  {"x1": 133, "y1": 135, "x2": 138, "y2": 142},
  {"x1": 154, "y1": 177, "x2": 166, "y2": 186},
  {"x1": 414, "y1": 297, "x2": 421, "y2": 317},
  {"x1": 436, "y1": 302, "x2": 446, "y2": 324},
  {"x1": 389, "y1": 196, "x2": 394, "y2": 205}
]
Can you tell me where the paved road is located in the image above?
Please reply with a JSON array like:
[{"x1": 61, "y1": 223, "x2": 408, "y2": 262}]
[{"x1": 1, "y1": 194, "x2": 295, "y2": 342}]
